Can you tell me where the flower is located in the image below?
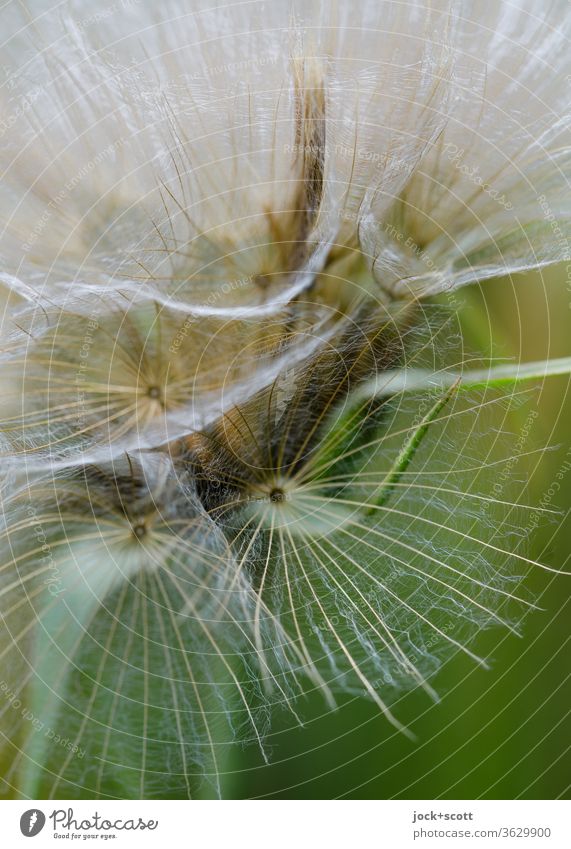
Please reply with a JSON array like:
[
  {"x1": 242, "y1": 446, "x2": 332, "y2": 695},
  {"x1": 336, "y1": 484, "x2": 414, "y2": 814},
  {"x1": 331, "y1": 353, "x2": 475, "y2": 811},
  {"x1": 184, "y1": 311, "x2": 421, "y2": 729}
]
[
  {"x1": 0, "y1": 0, "x2": 569, "y2": 799},
  {"x1": 1, "y1": 1, "x2": 568, "y2": 311}
]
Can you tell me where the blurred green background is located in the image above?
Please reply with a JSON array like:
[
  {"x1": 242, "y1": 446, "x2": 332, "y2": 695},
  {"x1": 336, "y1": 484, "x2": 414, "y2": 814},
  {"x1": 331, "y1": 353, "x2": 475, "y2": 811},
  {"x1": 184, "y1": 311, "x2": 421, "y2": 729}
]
[{"x1": 224, "y1": 264, "x2": 571, "y2": 799}]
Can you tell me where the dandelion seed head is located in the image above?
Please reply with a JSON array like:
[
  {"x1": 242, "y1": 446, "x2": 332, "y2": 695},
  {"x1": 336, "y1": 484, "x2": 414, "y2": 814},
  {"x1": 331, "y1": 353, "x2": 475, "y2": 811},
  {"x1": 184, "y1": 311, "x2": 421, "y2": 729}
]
[{"x1": 0, "y1": 0, "x2": 568, "y2": 798}]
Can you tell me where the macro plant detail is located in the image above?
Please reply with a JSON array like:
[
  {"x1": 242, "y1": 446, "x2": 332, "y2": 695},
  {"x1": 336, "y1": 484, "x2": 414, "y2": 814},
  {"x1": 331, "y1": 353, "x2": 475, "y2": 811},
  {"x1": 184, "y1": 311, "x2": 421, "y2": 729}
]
[{"x1": 0, "y1": 0, "x2": 569, "y2": 799}]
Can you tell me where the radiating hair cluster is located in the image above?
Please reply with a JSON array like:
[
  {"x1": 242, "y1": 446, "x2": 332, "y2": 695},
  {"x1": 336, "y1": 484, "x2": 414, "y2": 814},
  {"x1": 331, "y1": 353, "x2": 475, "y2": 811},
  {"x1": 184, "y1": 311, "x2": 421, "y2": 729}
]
[{"x1": 0, "y1": 0, "x2": 569, "y2": 798}]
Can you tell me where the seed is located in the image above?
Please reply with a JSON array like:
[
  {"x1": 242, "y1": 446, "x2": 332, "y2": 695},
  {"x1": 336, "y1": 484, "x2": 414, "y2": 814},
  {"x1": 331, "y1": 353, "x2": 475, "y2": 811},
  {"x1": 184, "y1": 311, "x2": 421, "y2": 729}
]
[{"x1": 269, "y1": 487, "x2": 286, "y2": 503}]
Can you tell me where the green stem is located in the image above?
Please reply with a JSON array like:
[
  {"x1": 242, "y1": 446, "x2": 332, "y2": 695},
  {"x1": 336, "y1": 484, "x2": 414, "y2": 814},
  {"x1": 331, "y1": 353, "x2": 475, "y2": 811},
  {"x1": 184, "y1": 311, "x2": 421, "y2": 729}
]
[
  {"x1": 361, "y1": 356, "x2": 571, "y2": 399},
  {"x1": 366, "y1": 379, "x2": 459, "y2": 513}
]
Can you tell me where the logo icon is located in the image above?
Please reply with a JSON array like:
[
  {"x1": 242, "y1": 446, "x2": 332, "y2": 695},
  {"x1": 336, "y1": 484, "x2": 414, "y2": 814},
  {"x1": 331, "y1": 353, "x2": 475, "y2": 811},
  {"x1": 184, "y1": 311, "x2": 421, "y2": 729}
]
[{"x1": 20, "y1": 810, "x2": 46, "y2": 837}]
